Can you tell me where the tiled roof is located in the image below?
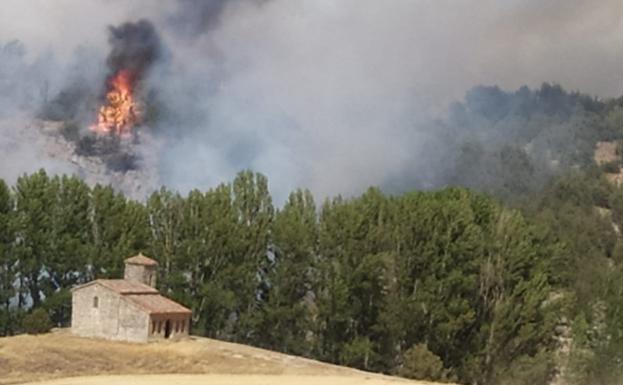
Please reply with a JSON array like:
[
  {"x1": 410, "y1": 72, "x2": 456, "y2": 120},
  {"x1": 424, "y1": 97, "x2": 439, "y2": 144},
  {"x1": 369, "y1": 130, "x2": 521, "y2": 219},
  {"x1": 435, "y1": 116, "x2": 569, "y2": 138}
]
[
  {"x1": 125, "y1": 294, "x2": 192, "y2": 315},
  {"x1": 124, "y1": 253, "x2": 158, "y2": 266},
  {"x1": 72, "y1": 279, "x2": 158, "y2": 294},
  {"x1": 73, "y1": 279, "x2": 190, "y2": 315}
]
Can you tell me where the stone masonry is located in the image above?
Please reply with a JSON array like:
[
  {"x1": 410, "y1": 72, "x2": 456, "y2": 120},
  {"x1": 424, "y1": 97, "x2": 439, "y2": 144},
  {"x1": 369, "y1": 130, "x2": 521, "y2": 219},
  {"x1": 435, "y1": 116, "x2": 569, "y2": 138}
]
[{"x1": 71, "y1": 253, "x2": 191, "y2": 343}]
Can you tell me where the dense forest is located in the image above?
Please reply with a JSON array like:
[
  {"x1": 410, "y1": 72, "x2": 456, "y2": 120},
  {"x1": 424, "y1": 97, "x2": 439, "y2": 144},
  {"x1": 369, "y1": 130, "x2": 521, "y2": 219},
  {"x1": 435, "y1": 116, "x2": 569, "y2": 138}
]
[{"x1": 4, "y1": 84, "x2": 623, "y2": 385}]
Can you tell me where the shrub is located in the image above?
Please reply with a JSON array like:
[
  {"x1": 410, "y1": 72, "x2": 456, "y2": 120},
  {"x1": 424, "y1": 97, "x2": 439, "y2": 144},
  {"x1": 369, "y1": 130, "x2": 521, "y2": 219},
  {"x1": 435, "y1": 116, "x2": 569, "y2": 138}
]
[
  {"x1": 601, "y1": 161, "x2": 620, "y2": 174},
  {"x1": 494, "y1": 351, "x2": 555, "y2": 385},
  {"x1": 75, "y1": 135, "x2": 96, "y2": 156},
  {"x1": 61, "y1": 121, "x2": 81, "y2": 142},
  {"x1": 104, "y1": 152, "x2": 137, "y2": 172},
  {"x1": 340, "y1": 336, "x2": 375, "y2": 370},
  {"x1": 396, "y1": 343, "x2": 448, "y2": 382},
  {"x1": 22, "y1": 308, "x2": 52, "y2": 334}
]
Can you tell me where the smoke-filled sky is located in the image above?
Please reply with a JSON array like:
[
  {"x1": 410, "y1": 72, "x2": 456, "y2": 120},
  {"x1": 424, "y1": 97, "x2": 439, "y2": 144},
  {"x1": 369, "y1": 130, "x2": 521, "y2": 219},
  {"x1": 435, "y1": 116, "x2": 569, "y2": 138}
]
[{"x1": 1, "y1": 0, "x2": 623, "y2": 202}]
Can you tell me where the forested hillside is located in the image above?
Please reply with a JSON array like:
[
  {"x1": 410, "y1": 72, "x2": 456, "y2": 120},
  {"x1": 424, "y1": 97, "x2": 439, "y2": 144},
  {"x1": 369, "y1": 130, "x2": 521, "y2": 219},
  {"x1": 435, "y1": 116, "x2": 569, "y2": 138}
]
[
  {"x1": 421, "y1": 83, "x2": 622, "y2": 202},
  {"x1": 3, "y1": 84, "x2": 623, "y2": 385}
]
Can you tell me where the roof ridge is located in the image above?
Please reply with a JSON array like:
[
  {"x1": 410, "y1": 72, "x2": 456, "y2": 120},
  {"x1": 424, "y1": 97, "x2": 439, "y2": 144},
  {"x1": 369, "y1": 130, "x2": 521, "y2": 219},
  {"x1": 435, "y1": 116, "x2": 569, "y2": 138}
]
[
  {"x1": 124, "y1": 253, "x2": 158, "y2": 266},
  {"x1": 73, "y1": 279, "x2": 159, "y2": 294}
]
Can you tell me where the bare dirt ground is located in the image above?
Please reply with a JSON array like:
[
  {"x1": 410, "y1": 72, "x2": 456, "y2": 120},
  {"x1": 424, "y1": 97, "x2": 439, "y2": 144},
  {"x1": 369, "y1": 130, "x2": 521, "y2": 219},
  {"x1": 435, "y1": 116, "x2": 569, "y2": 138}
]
[
  {"x1": 594, "y1": 141, "x2": 623, "y2": 185},
  {"x1": 20, "y1": 374, "x2": 422, "y2": 385},
  {"x1": 0, "y1": 329, "x2": 439, "y2": 385},
  {"x1": 595, "y1": 141, "x2": 619, "y2": 165}
]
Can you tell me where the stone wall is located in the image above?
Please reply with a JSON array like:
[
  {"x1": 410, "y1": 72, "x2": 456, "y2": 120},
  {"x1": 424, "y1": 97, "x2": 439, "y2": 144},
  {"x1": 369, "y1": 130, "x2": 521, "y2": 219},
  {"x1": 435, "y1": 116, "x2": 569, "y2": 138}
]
[
  {"x1": 72, "y1": 284, "x2": 118, "y2": 339},
  {"x1": 124, "y1": 264, "x2": 157, "y2": 287},
  {"x1": 117, "y1": 298, "x2": 150, "y2": 342},
  {"x1": 71, "y1": 284, "x2": 150, "y2": 343}
]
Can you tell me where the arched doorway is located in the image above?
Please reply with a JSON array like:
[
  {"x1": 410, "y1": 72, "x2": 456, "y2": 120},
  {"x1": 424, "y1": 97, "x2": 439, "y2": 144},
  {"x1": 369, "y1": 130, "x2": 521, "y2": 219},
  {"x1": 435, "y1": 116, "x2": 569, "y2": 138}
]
[{"x1": 164, "y1": 320, "x2": 172, "y2": 339}]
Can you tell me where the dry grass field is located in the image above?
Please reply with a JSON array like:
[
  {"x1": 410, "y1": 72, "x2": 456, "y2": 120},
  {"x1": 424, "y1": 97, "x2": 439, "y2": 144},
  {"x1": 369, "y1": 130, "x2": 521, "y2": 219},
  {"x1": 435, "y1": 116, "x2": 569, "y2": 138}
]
[
  {"x1": 0, "y1": 329, "x2": 441, "y2": 385},
  {"x1": 19, "y1": 375, "x2": 426, "y2": 385}
]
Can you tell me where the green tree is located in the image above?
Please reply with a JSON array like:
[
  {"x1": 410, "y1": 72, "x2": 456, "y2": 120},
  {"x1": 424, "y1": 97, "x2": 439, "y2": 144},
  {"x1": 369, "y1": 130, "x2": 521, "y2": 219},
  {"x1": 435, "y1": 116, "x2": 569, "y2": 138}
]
[
  {"x1": 396, "y1": 343, "x2": 448, "y2": 382},
  {"x1": 251, "y1": 189, "x2": 317, "y2": 355},
  {"x1": 89, "y1": 184, "x2": 149, "y2": 279},
  {"x1": 146, "y1": 187, "x2": 183, "y2": 293},
  {"x1": 0, "y1": 179, "x2": 15, "y2": 335},
  {"x1": 45, "y1": 175, "x2": 92, "y2": 326},
  {"x1": 230, "y1": 170, "x2": 274, "y2": 341},
  {"x1": 13, "y1": 170, "x2": 58, "y2": 309},
  {"x1": 175, "y1": 185, "x2": 238, "y2": 338},
  {"x1": 21, "y1": 308, "x2": 52, "y2": 334}
]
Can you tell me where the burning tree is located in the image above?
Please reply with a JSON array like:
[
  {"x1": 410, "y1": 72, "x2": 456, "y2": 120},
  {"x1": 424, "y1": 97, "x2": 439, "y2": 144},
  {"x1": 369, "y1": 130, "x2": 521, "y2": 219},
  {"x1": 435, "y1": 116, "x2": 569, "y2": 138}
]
[
  {"x1": 91, "y1": 69, "x2": 142, "y2": 136},
  {"x1": 91, "y1": 19, "x2": 161, "y2": 138}
]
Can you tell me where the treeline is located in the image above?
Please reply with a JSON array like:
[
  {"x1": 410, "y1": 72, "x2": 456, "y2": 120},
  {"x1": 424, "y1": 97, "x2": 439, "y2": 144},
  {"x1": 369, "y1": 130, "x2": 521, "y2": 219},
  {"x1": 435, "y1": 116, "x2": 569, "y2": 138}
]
[
  {"x1": 521, "y1": 169, "x2": 623, "y2": 385},
  {"x1": 3, "y1": 83, "x2": 623, "y2": 385},
  {"x1": 438, "y1": 83, "x2": 623, "y2": 385},
  {"x1": 0, "y1": 169, "x2": 561, "y2": 384},
  {"x1": 430, "y1": 83, "x2": 623, "y2": 203}
]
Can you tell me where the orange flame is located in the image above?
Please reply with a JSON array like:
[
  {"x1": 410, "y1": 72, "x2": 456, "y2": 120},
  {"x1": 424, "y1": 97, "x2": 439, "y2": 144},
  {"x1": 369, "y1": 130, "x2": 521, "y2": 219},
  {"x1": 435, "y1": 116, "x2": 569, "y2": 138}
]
[{"x1": 90, "y1": 69, "x2": 142, "y2": 137}]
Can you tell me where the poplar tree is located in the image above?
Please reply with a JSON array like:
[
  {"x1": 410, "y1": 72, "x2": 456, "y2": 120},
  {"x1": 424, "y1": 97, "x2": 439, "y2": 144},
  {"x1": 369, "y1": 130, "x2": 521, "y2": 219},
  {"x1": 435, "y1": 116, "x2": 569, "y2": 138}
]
[
  {"x1": 252, "y1": 189, "x2": 317, "y2": 355},
  {"x1": 0, "y1": 179, "x2": 15, "y2": 335}
]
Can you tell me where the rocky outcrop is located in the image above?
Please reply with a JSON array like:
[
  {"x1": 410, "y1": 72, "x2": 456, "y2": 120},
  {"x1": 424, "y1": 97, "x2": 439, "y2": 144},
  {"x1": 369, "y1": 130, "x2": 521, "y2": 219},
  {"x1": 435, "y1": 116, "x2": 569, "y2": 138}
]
[{"x1": 33, "y1": 119, "x2": 160, "y2": 200}]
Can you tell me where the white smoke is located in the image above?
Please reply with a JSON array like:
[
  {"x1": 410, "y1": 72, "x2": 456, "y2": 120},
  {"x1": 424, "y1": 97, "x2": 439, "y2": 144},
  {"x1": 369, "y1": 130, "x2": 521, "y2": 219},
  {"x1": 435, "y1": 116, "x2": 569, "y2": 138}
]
[{"x1": 1, "y1": 0, "x2": 623, "y2": 202}]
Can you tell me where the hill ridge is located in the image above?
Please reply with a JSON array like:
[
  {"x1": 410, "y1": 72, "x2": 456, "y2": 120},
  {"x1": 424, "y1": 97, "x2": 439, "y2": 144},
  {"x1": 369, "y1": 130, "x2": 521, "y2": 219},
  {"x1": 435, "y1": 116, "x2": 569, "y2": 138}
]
[{"x1": 0, "y1": 329, "x2": 436, "y2": 385}]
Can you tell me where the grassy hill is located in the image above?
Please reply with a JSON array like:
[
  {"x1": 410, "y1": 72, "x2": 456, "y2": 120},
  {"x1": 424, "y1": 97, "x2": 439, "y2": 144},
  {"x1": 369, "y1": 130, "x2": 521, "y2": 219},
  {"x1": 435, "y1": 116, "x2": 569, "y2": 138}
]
[{"x1": 0, "y1": 329, "x2": 439, "y2": 385}]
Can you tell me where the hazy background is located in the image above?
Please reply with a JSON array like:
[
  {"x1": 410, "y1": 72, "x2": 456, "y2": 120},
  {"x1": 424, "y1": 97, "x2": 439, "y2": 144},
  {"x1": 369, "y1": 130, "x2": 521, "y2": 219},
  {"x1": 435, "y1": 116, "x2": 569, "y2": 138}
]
[{"x1": 1, "y1": 0, "x2": 623, "y2": 202}]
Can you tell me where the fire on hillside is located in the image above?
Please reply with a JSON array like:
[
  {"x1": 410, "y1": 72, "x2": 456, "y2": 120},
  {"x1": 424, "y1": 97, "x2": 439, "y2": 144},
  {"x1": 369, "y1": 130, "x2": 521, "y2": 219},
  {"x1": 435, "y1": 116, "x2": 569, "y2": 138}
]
[
  {"x1": 20, "y1": 20, "x2": 165, "y2": 198},
  {"x1": 88, "y1": 19, "x2": 160, "y2": 139},
  {"x1": 91, "y1": 69, "x2": 142, "y2": 137}
]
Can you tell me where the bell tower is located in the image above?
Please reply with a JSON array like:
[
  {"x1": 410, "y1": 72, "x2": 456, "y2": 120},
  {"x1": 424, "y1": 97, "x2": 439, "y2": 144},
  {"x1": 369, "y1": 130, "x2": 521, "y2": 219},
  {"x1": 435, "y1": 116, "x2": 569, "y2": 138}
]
[{"x1": 124, "y1": 253, "x2": 158, "y2": 287}]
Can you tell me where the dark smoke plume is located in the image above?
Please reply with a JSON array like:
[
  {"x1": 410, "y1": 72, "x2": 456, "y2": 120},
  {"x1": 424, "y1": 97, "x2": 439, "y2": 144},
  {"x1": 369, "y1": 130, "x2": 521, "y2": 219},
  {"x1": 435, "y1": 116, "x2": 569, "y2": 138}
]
[
  {"x1": 169, "y1": 0, "x2": 269, "y2": 36},
  {"x1": 106, "y1": 19, "x2": 161, "y2": 81},
  {"x1": 39, "y1": 19, "x2": 163, "y2": 124},
  {"x1": 6, "y1": 0, "x2": 623, "y2": 203}
]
